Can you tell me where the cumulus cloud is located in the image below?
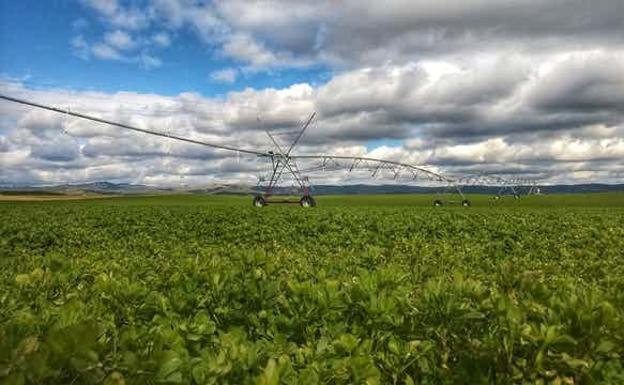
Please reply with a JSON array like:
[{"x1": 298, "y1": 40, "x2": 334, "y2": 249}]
[
  {"x1": 527, "y1": 53, "x2": 624, "y2": 112},
  {"x1": 81, "y1": 0, "x2": 118, "y2": 17},
  {"x1": 221, "y1": 33, "x2": 279, "y2": 68},
  {"x1": 71, "y1": 35, "x2": 90, "y2": 60},
  {"x1": 92, "y1": 42, "x2": 122, "y2": 60},
  {"x1": 104, "y1": 30, "x2": 137, "y2": 51},
  {"x1": 76, "y1": 0, "x2": 624, "y2": 71},
  {"x1": 139, "y1": 53, "x2": 162, "y2": 69},
  {"x1": 210, "y1": 68, "x2": 238, "y2": 84},
  {"x1": 81, "y1": 0, "x2": 150, "y2": 30},
  {"x1": 77, "y1": 2, "x2": 163, "y2": 68},
  {"x1": 210, "y1": 0, "x2": 624, "y2": 68},
  {"x1": 152, "y1": 32, "x2": 171, "y2": 47},
  {"x1": 71, "y1": 32, "x2": 162, "y2": 69}
]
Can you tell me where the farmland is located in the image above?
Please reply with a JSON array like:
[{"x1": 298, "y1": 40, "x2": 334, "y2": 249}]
[{"x1": 1, "y1": 194, "x2": 623, "y2": 384}]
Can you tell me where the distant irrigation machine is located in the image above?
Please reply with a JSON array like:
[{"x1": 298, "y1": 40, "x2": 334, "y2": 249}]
[
  {"x1": 0, "y1": 94, "x2": 539, "y2": 207},
  {"x1": 457, "y1": 174, "x2": 541, "y2": 200}
]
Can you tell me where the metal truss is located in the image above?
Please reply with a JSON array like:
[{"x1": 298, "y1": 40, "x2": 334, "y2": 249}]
[
  {"x1": 252, "y1": 113, "x2": 317, "y2": 207},
  {"x1": 291, "y1": 155, "x2": 450, "y2": 183},
  {"x1": 505, "y1": 177, "x2": 541, "y2": 196},
  {"x1": 457, "y1": 174, "x2": 541, "y2": 199},
  {"x1": 253, "y1": 153, "x2": 468, "y2": 206}
]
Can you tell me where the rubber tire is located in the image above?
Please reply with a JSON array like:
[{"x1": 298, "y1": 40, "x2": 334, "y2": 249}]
[
  {"x1": 309, "y1": 196, "x2": 317, "y2": 207},
  {"x1": 253, "y1": 196, "x2": 266, "y2": 208},
  {"x1": 461, "y1": 199, "x2": 471, "y2": 207},
  {"x1": 514, "y1": 194, "x2": 520, "y2": 200},
  {"x1": 433, "y1": 199, "x2": 443, "y2": 207},
  {"x1": 300, "y1": 196, "x2": 314, "y2": 208}
]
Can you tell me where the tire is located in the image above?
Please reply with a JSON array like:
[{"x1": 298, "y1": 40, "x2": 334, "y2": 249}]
[
  {"x1": 253, "y1": 196, "x2": 266, "y2": 208},
  {"x1": 514, "y1": 194, "x2": 520, "y2": 200},
  {"x1": 300, "y1": 196, "x2": 314, "y2": 208},
  {"x1": 433, "y1": 199, "x2": 443, "y2": 207},
  {"x1": 309, "y1": 196, "x2": 317, "y2": 207},
  {"x1": 461, "y1": 199, "x2": 471, "y2": 207}
]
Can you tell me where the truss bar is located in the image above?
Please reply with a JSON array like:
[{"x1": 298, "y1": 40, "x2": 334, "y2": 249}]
[
  {"x1": 291, "y1": 155, "x2": 450, "y2": 182},
  {"x1": 349, "y1": 159, "x2": 360, "y2": 172},
  {"x1": 286, "y1": 112, "x2": 316, "y2": 156},
  {"x1": 266, "y1": 131, "x2": 286, "y2": 154},
  {"x1": 281, "y1": 159, "x2": 305, "y2": 189},
  {"x1": 271, "y1": 130, "x2": 302, "y2": 136},
  {"x1": 265, "y1": 161, "x2": 288, "y2": 198},
  {"x1": 265, "y1": 161, "x2": 281, "y2": 195},
  {"x1": 372, "y1": 162, "x2": 383, "y2": 177}
]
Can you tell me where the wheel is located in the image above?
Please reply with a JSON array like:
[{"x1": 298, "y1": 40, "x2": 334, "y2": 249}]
[
  {"x1": 461, "y1": 199, "x2": 471, "y2": 207},
  {"x1": 300, "y1": 196, "x2": 314, "y2": 208},
  {"x1": 433, "y1": 199, "x2": 443, "y2": 207},
  {"x1": 252, "y1": 196, "x2": 266, "y2": 208},
  {"x1": 494, "y1": 195, "x2": 500, "y2": 200},
  {"x1": 513, "y1": 194, "x2": 520, "y2": 200}
]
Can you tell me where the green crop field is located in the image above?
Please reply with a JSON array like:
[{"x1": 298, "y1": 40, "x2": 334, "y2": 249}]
[{"x1": 1, "y1": 194, "x2": 623, "y2": 384}]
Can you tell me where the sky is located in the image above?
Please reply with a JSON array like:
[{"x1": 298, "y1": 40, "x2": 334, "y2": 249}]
[{"x1": 1, "y1": 0, "x2": 623, "y2": 186}]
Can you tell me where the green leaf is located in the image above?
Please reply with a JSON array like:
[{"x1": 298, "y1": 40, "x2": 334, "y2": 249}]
[
  {"x1": 15, "y1": 274, "x2": 30, "y2": 285},
  {"x1": 561, "y1": 353, "x2": 589, "y2": 369},
  {"x1": 156, "y1": 350, "x2": 184, "y2": 384},
  {"x1": 258, "y1": 358, "x2": 280, "y2": 385},
  {"x1": 388, "y1": 339, "x2": 400, "y2": 355},
  {"x1": 104, "y1": 371, "x2": 126, "y2": 385},
  {"x1": 596, "y1": 340, "x2": 615, "y2": 354}
]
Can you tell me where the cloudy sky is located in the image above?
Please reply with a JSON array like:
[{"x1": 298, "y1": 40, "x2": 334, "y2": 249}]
[{"x1": 1, "y1": 0, "x2": 623, "y2": 186}]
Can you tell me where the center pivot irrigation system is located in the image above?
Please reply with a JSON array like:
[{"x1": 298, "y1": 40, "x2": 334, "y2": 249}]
[{"x1": 0, "y1": 94, "x2": 538, "y2": 207}]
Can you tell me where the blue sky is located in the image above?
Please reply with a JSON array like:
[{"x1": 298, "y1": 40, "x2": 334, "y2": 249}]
[{"x1": 0, "y1": 0, "x2": 330, "y2": 96}]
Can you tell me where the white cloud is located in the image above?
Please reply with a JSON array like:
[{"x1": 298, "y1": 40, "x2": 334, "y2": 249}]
[
  {"x1": 92, "y1": 43, "x2": 122, "y2": 60},
  {"x1": 139, "y1": 53, "x2": 162, "y2": 69},
  {"x1": 81, "y1": 0, "x2": 117, "y2": 17},
  {"x1": 78, "y1": 0, "x2": 164, "y2": 68},
  {"x1": 221, "y1": 33, "x2": 279, "y2": 68},
  {"x1": 210, "y1": 68, "x2": 237, "y2": 83},
  {"x1": 109, "y1": 8, "x2": 150, "y2": 30},
  {"x1": 210, "y1": 0, "x2": 624, "y2": 68},
  {"x1": 104, "y1": 30, "x2": 137, "y2": 51},
  {"x1": 75, "y1": 0, "x2": 624, "y2": 72},
  {"x1": 82, "y1": 0, "x2": 149, "y2": 30},
  {"x1": 81, "y1": 37, "x2": 162, "y2": 68},
  {"x1": 152, "y1": 32, "x2": 171, "y2": 47},
  {"x1": 71, "y1": 35, "x2": 90, "y2": 60}
]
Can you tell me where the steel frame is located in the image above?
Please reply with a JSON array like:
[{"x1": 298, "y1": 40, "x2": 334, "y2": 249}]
[
  {"x1": 252, "y1": 113, "x2": 315, "y2": 206},
  {"x1": 457, "y1": 174, "x2": 540, "y2": 200},
  {"x1": 289, "y1": 155, "x2": 469, "y2": 205}
]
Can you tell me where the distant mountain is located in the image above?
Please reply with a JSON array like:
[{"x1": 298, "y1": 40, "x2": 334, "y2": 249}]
[
  {"x1": 0, "y1": 182, "x2": 169, "y2": 195},
  {"x1": 1, "y1": 182, "x2": 623, "y2": 195}
]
